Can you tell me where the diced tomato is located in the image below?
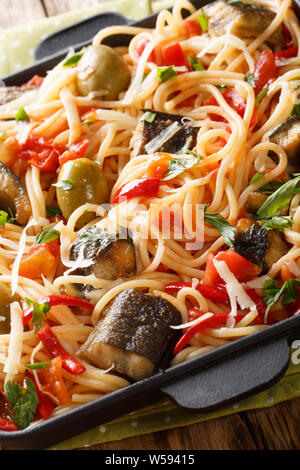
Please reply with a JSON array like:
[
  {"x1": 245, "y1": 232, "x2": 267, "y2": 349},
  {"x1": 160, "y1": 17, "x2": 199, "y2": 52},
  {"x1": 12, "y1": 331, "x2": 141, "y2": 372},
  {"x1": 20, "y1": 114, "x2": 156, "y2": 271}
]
[
  {"x1": 19, "y1": 245, "x2": 57, "y2": 279},
  {"x1": 177, "y1": 95, "x2": 196, "y2": 108},
  {"x1": 136, "y1": 38, "x2": 156, "y2": 63},
  {"x1": 58, "y1": 139, "x2": 89, "y2": 167},
  {"x1": 184, "y1": 19, "x2": 203, "y2": 37},
  {"x1": 203, "y1": 249, "x2": 262, "y2": 286},
  {"x1": 18, "y1": 135, "x2": 62, "y2": 173},
  {"x1": 147, "y1": 153, "x2": 171, "y2": 179},
  {"x1": 22, "y1": 75, "x2": 44, "y2": 88},
  {"x1": 253, "y1": 49, "x2": 278, "y2": 95},
  {"x1": 38, "y1": 358, "x2": 71, "y2": 406},
  {"x1": 162, "y1": 42, "x2": 190, "y2": 70},
  {"x1": 204, "y1": 89, "x2": 256, "y2": 126}
]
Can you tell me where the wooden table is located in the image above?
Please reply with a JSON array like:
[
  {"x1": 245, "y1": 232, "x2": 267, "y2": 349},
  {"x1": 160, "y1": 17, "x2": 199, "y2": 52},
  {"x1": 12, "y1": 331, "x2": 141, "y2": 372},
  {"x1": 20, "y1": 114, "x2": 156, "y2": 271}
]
[{"x1": 1, "y1": 0, "x2": 300, "y2": 451}]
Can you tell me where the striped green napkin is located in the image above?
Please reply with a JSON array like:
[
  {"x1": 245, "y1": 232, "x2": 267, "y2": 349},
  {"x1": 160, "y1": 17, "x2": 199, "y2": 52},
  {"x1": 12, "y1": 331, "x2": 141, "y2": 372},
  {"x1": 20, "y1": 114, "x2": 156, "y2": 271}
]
[{"x1": 1, "y1": 0, "x2": 300, "y2": 450}]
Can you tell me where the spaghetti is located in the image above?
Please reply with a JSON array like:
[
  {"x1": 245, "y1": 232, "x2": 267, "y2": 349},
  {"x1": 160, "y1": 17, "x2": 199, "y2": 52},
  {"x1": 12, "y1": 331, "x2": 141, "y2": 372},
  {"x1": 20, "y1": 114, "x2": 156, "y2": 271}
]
[{"x1": 0, "y1": 0, "x2": 299, "y2": 428}]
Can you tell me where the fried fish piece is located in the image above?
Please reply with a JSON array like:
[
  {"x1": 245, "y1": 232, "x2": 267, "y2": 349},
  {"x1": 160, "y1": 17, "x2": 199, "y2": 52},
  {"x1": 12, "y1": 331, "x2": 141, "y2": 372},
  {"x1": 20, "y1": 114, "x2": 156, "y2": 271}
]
[
  {"x1": 269, "y1": 116, "x2": 300, "y2": 172},
  {"x1": 130, "y1": 109, "x2": 198, "y2": 156},
  {"x1": 65, "y1": 227, "x2": 136, "y2": 298},
  {"x1": 79, "y1": 288, "x2": 182, "y2": 381},
  {"x1": 234, "y1": 218, "x2": 289, "y2": 273},
  {"x1": 207, "y1": 1, "x2": 284, "y2": 47}
]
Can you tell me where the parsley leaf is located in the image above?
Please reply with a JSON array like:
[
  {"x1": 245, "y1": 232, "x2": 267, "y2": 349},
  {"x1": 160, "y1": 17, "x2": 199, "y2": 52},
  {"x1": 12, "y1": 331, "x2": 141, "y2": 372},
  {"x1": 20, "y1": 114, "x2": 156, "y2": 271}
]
[
  {"x1": 163, "y1": 153, "x2": 202, "y2": 181},
  {"x1": 25, "y1": 298, "x2": 50, "y2": 333},
  {"x1": 5, "y1": 378, "x2": 38, "y2": 429},
  {"x1": 203, "y1": 206, "x2": 236, "y2": 247},
  {"x1": 63, "y1": 49, "x2": 85, "y2": 67},
  {"x1": 25, "y1": 361, "x2": 51, "y2": 370},
  {"x1": 245, "y1": 72, "x2": 256, "y2": 88},
  {"x1": 52, "y1": 180, "x2": 74, "y2": 191},
  {"x1": 255, "y1": 87, "x2": 268, "y2": 107},
  {"x1": 257, "y1": 175, "x2": 300, "y2": 218},
  {"x1": 140, "y1": 111, "x2": 156, "y2": 123},
  {"x1": 292, "y1": 104, "x2": 300, "y2": 118},
  {"x1": 46, "y1": 204, "x2": 62, "y2": 218},
  {"x1": 263, "y1": 215, "x2": 293, "y2": 231},
  {"x1": 216, "y1": 85, "x2": 228, "y2": 90},
  {"x1": 263, "y1": 278, "x2": 300, "y2": 322},
  {"x1": 157, "y1": 66, "x2": 177, "y2": 82},
  {"x1": 0, "y1": 210, "x2": 8, "y2": 227},
  {"x1": 15, "y1": 107, "x2": 30, "y2": 122},
  {"x1": 250, "y1": 173, "x2": 263, "y2": 184},
  {"x1": 188, "y1": 56, "x2": 205, "y2": 71},
  {"x1": 35, "y1": 226, "x2": 60, "y2": 245},
  {"x1": 197, "y1": 9, "x2": 208, "y2": 33}
]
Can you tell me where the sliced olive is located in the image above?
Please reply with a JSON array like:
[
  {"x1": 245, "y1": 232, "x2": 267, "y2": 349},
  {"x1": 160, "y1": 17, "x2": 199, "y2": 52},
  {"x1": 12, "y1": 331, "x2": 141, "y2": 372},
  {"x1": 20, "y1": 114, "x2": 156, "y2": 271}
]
[
  {"x1": 0, "y1": 162, "x2": 31, "y2": 226},
  {"x1": 56, "y1": 158, "x2": 109, "y2": 227},
  {"x1": 77, "y1": 45, "x2": 131, "y2": 100},
  {"x1": 0, "y1": 282, "x2": 18, "y2": 334}
]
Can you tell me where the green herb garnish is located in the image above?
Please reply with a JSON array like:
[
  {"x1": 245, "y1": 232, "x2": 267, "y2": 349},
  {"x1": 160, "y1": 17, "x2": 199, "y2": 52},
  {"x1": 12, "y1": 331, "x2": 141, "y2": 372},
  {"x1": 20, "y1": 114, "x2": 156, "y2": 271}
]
[
  {"x1": 245, "y1": 72, "x2": 256, "y2": 88},
  {"x1": 163, "y1": 154, "x2": 202, "y2": 181},
  {"x1": 52, "y1": 180, "x2": 74, "y2": 191},
  {"x1": 257, "y1": 175, "x2": 300, "y2": 218},
  {"x1": 5, "y1": 378, "x2": 38, "y2": 429},
  {"x1": 35, "y1": 226, "x2": 61, "y2": 245},
  {"x1": 157, "y1": 66, "x2": 177, "y2": 83},
  {"x1": 197, "y1": 9, "x2": 208, "y2": 33},
  {"x1": 46, "y1": 204, "x2": 62, "y2": 218},
  {"x1": 25, "y1": 361, "x2": 51, "y2": 370},
  {"x1": 63, "y1": 49, "x2": 85, "y2": 67},
  {"x1": 25, "y1": 298, "x2": 50, "y2": 333},
  {"x1": 203, "y1": 205, "x2": 236, "y2": 247},
  {"x1": 15, "y1": 107, "x2": 30, "y2": 122},
  {"x1": 255, "y1": 87, "x2": 267, "y2": 107},
  {"x1": 263, "y1": 278, "x2": 300, "y2": 322},
  {"x1": 188, "y1": 56, "x2": 205, "y2": 71},
  {"x1": 263, "y1": 215, "x2": 293, "y2": 231},
  {"x1": 140, "y1": 111, "x2": 156, "y2": 123},
  {"x1": 216, "y1": 85, "x2": 228, "y2": 91}
]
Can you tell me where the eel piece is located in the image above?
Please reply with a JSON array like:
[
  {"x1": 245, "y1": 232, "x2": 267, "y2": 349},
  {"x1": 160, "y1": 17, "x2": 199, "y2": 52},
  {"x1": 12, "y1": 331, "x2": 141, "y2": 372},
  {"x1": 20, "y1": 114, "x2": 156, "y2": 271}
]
[{"x1": 79, "y1": 288, "x2": 182, "y2": 381}]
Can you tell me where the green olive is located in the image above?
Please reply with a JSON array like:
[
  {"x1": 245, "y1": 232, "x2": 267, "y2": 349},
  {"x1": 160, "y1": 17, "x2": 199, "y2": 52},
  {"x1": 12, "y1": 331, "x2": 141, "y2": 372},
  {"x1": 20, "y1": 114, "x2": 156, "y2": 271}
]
[
  {"x1": 77, "y1": 45, "x2": 131, "y2": 100},
  {"x1": 0, "y1": 282, "x2": 18, "y2": 334},
  {"x1": 56, "y1": 158, "x2": 109, "y2": 227}
]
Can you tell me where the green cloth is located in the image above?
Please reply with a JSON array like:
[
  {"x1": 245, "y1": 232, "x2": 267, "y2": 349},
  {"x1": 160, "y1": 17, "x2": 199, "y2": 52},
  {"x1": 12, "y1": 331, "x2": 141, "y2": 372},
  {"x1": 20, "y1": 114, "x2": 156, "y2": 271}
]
[{"x1": 1, "y1": 0, "x2": 300, "y2": 450}]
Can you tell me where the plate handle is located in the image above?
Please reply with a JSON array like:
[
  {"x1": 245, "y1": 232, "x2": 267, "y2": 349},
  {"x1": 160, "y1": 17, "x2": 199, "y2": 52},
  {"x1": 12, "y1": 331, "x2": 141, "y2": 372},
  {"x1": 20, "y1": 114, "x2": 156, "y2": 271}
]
[
  {"x1": 160, "y1": 336, "x2": 290, "y2": 412},
  {"x1": 34, "y1": 12, "x2": 129, "y2": 61}
]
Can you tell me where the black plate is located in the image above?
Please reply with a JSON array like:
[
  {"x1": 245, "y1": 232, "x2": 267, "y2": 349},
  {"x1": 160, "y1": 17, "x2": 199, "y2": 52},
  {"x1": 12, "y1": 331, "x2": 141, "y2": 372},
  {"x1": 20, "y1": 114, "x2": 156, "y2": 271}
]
[{"x1": 1, "y1": 0, "x2": 300, "y2": 450}]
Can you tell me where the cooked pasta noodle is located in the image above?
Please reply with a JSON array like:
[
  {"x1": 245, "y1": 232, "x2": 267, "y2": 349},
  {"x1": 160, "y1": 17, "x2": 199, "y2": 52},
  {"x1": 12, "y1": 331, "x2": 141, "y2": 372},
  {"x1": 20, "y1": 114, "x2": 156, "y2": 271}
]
[{"x1": 0, "y1": 0, "x2": 299, "y2": 427}]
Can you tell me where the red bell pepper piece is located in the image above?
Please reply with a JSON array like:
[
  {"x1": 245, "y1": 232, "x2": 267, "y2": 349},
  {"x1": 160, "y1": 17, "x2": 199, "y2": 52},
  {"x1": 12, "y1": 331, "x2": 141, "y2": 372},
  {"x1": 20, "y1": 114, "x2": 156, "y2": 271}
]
[
  {"x1": 22, "y1": 75, "x2": 44, "y2": 88},
  {"x1": 0, "y1": 418, "x2": 18, "y2": 432},
  {"x1": 243, "y1": 286, "x2": 275, "y2": 325},
  {"x1": 253, "y1": 49, "x2": 278, "y2": 95},
  {"x1": 113, "y1": 177, "x2": 160, "y2": 203},
  {"x1": 37, "y1": 326, "x2": 86, "y2": 376},
  {"x1": 22, "y1": 294, "x2": 95, "y2": 326},
  {"x1": 274, "y1": 45, "x2": 298, "y2": 64},
  {"x1": 185, "y1": 19, "x2": 203, "y2": 36},
  {"x1": 162, "y1": 43, "x2": 190, "y2": 70},
  {"x1": 204, "y1": 249, "x2": 262, "y2": 286},
  {"x1": 173, "y1": 310, "x2": 244, "y2": 355},
  {"x1": 23, "y1": 374, "x2": 54, "y2": 420},
  {"x1": 164, "y1": 281, "x2": 230, "y2": 305},
  {"x1": 38, "y1": 358, "x2": 71, "y2": 405}
]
